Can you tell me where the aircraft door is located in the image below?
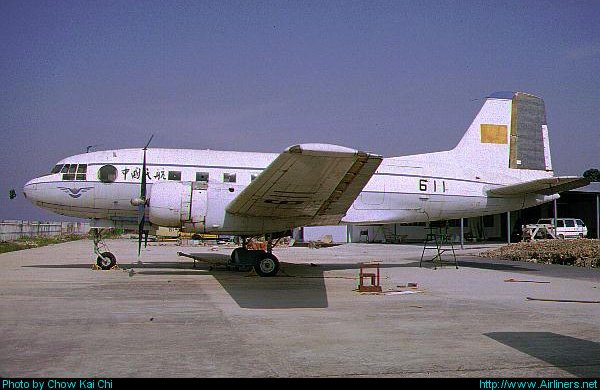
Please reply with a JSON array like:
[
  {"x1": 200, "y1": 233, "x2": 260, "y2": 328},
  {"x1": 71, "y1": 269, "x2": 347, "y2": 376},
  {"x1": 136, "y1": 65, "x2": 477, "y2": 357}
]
[
  {"x1": 190, "y1": 181, "x2": 208, "y2": 224},
  {"x1": 180, "y1": 181, "x2": 207, "y2": 231}
]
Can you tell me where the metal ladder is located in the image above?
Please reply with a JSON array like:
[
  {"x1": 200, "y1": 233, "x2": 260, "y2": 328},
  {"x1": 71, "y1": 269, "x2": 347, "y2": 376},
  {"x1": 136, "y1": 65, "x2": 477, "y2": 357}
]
[{"x1": 420, "y1": 226, "x2": 458, "y2": 269}]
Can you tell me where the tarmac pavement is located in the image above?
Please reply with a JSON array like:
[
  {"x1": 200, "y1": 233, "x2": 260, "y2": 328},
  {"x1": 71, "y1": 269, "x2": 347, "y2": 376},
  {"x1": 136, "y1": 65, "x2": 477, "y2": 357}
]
[{"x1": 0, "y1": 239, "x2": 598, "y2": 377}]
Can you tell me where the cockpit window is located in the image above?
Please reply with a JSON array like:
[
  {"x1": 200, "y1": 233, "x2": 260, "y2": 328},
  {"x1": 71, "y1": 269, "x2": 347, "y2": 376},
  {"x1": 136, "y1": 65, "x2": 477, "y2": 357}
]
[
  {"x1": 51, "y1": 165, "x2": 63, "y2": 174},
  {"x1": 76, "y1": 164, "x2": 87, "y2": 180},
  {"x1": 61, "y1": 164, "x2": 87, "y2": 181},
  {"x1": 98, "y1": 165, "x2": 118, "y2": 183}
]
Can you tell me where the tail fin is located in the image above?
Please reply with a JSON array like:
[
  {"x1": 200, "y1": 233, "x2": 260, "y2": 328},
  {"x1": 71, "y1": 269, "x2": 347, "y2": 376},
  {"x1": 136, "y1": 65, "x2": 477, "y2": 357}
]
[{"x1": 453, "y1": 91, "x2": 553, "y2": 173}]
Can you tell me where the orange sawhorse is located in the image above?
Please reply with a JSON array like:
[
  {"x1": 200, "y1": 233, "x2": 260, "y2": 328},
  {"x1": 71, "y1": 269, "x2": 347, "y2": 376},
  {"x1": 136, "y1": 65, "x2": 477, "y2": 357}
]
[{"x1": 358, "y1": 262, "x2": 382, "y2": 292}]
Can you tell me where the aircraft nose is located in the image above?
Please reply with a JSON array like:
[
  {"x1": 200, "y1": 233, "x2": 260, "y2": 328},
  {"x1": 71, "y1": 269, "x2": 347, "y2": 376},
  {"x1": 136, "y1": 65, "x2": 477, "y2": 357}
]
[{"x1": 23, "y1": 178, "x2": 41, "y2": 202}]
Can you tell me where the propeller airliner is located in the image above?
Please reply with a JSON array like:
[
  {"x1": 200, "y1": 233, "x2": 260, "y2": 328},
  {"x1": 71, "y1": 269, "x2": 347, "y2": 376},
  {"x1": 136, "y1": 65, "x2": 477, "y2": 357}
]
[{"x1": 23, "y1": 92, "x2": 589, "y2": 276}]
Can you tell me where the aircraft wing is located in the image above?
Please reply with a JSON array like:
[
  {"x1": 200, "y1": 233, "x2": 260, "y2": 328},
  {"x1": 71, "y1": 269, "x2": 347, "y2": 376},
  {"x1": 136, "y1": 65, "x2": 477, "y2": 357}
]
[
  {"x1": 226, "y1": 144, "x2": 383, "y2": 225},
  {"x1": 487, "y1": 176, "x2": 590, "y2": 197}
]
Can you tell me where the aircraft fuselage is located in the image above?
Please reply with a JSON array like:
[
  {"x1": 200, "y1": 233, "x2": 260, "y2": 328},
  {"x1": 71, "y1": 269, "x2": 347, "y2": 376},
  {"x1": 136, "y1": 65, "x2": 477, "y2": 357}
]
[{"x1": 23, "y1": 147, "x2": 556, "y2": 234}]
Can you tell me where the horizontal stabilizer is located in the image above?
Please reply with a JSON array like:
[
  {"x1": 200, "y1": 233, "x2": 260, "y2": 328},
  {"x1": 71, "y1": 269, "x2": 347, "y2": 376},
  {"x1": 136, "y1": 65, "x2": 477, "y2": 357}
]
[{"x1": 487, "y1": 177, "x2": 590, "y2": 197}]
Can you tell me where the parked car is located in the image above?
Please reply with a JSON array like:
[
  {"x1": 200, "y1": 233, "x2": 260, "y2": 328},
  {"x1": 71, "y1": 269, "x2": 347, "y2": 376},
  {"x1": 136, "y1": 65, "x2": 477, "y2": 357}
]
[{"x1": 536, "y1": 218, "x2": 588, "y2": 239}]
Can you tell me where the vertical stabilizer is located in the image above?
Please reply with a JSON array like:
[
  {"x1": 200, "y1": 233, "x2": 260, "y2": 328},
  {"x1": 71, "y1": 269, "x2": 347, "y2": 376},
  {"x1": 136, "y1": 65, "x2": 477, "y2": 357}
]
[
  {"x1": 453, "y1": 91, "x2": 553, "y2": 173},
  {"x1": 509, "y1": 92, "x2": 551, "y2": 171}
]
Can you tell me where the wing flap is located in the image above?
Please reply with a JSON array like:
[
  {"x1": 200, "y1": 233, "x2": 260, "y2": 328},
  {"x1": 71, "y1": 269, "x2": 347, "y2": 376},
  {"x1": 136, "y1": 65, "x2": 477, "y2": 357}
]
[
  {"x1": 488, "y1": 176, "x2": 590, "y2": 196},
  {"x1": 226, "y1": 144, "x2": 382, "y2": 224}
]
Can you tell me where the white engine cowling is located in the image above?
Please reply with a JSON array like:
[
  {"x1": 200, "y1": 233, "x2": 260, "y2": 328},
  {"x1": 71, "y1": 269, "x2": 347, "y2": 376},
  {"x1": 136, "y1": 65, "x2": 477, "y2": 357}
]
[{"x1": 148, "y1": 181, "x2": 207, "y2": 229}]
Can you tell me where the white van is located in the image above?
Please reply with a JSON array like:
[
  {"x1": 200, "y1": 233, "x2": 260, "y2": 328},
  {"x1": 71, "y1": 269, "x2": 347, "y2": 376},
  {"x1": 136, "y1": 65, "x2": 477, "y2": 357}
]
[{"x1": 536, "y1": 218, "x2": 588, "y2": 239}]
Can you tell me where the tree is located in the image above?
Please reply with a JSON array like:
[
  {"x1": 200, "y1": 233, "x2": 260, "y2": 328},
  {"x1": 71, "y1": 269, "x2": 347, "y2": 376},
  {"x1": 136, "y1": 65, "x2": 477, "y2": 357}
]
[{"x1": 583, "y1": 168, "x2": 600, "y2": 182}]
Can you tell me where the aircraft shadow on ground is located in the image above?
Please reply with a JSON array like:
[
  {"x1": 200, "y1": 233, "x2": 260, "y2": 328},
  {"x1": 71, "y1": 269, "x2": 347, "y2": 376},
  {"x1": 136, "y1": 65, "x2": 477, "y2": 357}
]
[
  {"x1": 23, "y1": 253, "x2": 538, "y2": 309},
  {"x1": 23, "y1": 253, "x2": 332, "y2": 309},
  {"x1": 485, "y1": 332, "x2": 600, "y2": 377},
  {"x1": 23, "y1": 252, "x2": 427, "y2": 309}
]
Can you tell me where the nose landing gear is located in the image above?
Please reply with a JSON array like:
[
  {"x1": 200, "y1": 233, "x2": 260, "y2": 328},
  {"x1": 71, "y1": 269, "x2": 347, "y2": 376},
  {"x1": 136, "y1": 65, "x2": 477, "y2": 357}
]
[{"x1": 92, "y1": 228, "x2": 117, "y2": 270}]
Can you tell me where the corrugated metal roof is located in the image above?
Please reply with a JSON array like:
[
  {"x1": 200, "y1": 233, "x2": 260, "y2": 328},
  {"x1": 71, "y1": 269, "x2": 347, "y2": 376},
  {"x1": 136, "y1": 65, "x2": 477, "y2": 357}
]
[{"x1": 568, "y1": 182, "x2": 600, "y2": 193}]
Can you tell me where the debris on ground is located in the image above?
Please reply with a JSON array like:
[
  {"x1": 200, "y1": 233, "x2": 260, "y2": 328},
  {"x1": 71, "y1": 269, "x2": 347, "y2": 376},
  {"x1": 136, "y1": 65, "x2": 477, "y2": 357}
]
[
  {"x1": 526, "y1": 297, "x2": 600, "y2": 304},
  {"x1": 384, "y1": 290, "x2": 423, "y2": 296},
  {"x1": 357, "y1": 286, "x2": 424, "y2": 296},
  {"x1": 504, "y1": 278, "x2": 550, "y2": 284},
  {"x1": 480, "y1": 239, "x2": 600, "y2": 267}
]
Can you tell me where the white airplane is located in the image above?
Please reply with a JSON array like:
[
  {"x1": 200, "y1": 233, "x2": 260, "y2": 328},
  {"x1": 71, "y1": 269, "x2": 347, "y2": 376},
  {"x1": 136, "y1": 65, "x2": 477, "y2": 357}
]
[{"x1": 23, "y1": 91, "x2": 589, "y2": 276}]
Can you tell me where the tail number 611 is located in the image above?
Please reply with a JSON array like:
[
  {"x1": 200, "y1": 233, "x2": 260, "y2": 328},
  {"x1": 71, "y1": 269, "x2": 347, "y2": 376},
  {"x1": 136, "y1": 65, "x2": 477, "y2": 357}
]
[{"x1": 419, "y1": 179, "x2": 446, "y2": 193}]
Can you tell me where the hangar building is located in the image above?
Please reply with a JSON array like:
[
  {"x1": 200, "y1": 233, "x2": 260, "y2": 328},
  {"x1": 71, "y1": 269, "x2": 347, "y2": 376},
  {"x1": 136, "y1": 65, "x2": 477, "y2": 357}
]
[{"x1": 299, "y1": 183, "x2": 600, "y2": 244}]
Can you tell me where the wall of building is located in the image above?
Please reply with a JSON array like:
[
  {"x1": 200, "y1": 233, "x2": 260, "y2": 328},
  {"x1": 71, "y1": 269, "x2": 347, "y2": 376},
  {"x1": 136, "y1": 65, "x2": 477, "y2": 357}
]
[
  {"x1": 302, "y1": 225, "x2": 348, "y2": 243},
  {"x1": 0, "y1": 220, "x2": 91, "y2": 241},
  {"x1": 301, "y1": 189, "x2": 599, "y2": 244}
]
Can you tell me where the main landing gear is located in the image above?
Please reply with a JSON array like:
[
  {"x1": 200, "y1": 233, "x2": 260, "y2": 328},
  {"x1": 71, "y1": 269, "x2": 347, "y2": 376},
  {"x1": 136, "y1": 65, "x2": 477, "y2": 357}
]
[
  {"x1": 230, "y1": 235, "x2": 281, "y2": 277},
  {"x1": 92, "y1": 228, "x2": 117, "y2": 270}
]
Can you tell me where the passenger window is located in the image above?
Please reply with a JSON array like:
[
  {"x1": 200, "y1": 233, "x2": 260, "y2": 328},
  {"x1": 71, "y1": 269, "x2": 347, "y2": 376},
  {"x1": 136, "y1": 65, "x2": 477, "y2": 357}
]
[
  {"x1": 565, "y1": 220, "x2": 575, "y2": 227},
  {"x1": 168, "y1": 171, "x2": 181, "y2": 181},
  {"x1": 557, "y1": 220, "x2": 564, "y2": 227},
  {"x1": 68, "y1": 165, "x2": 77, "y2": 174},
  {"x1": 196, "y1": 172, "x2": 209, "y2": 182},
  {"x1": 51, "y1": 165, "x2": 63, "y2": 174},
  {"x1": 98, "y1": 165, "x2": 118, "y2": 183},
  {"x1": 223, "y1": 173, "x2": 236, "y2": 183},
  {"x1": 250, "y1": 174, "x2": 258, "y2": 182}
]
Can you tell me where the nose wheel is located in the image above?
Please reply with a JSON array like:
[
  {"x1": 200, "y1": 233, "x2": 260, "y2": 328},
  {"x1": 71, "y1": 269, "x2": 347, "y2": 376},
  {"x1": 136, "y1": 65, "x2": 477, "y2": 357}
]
[
  {"x1": 92, "y1": 228, "x2": 118, "y2": 270},
  {"x1": 96, "y1": 251, "x2": 116, "y2": 270}
]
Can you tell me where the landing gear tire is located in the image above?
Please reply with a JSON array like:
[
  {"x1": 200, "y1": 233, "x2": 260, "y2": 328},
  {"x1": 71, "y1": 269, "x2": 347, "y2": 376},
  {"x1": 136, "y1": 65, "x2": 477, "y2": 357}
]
[
  {"x1": 96, "y1": 252, "x2": 116, "y2": 270},
  {"x1": 254, "y1": 253, "x2": 280, "y2": 277},
  {"x1": 231, "y1": 247, "x2": 246, "y2": 263}
]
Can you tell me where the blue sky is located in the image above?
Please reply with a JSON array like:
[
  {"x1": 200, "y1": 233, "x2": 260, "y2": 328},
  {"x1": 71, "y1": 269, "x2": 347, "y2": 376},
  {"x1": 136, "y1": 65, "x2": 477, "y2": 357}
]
[{"x1": 1, "y1": 0, "x2": 599, "y2": 220}]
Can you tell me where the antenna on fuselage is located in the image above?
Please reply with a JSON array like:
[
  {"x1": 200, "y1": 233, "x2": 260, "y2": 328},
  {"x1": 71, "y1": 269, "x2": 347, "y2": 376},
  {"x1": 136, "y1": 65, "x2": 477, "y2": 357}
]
[{"x1": 86, "y1": 145, "x2": 101, "y2": 153}]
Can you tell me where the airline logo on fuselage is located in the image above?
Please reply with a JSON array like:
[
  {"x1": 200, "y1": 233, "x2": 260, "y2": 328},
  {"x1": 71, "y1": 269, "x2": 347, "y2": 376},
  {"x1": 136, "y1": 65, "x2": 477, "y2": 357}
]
[{"x1": 57, "y1": 187, "x2": 94, "y2": 198}]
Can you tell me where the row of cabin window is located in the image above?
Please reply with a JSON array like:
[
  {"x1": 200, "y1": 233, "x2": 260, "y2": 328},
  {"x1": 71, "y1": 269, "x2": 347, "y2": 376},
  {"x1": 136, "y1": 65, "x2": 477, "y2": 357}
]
[
  {"x1": 155, "y1": 171, "x2": 239, "y2": 182},
  {"x1": 54, "y1": 163, "x2": 259, "y2": 183},
  {"x1": 165, "y1": 171, "x2": 259, "y2": 183},
  {"x1": 163, "y1": 172, "x2": 258, "y2": 183}
]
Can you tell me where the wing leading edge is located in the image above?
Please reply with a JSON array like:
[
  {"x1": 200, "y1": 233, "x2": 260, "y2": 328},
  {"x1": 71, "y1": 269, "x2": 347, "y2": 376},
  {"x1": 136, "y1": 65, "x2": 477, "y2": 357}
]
[
  {"x1": 226, "y1": 143, "x2": 383, "y2": 225},
  {"x1": 487, "y1": 176, "x2": 590, "y2": 197}
]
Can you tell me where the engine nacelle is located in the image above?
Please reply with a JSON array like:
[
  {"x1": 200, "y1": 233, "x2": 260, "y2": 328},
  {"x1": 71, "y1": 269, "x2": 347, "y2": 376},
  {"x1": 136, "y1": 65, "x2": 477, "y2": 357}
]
[{"x1": 148, "y1": 181, "x2": 207, "y2": 229}]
